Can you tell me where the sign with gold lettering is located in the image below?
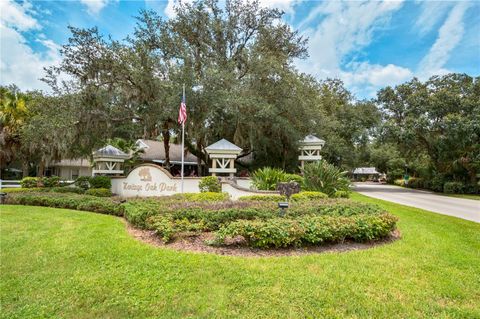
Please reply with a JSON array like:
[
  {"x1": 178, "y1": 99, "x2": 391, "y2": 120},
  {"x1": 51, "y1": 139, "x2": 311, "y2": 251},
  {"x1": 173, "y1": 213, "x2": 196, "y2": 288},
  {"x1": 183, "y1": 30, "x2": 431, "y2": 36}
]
[{"x1": 111, "y1": 164, "x2": 193, "y2": 197}]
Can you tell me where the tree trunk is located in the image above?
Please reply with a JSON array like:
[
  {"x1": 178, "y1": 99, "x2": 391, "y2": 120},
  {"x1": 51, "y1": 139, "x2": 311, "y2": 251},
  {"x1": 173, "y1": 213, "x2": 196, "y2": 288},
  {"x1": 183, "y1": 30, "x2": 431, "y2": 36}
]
[
  {"x1": 22, "y1": 161, "x2": 29, "y2": 178},
  {"x1": 196, "y1": 139, "x2": 203, "y2": 176},
  {"x1": 162, "y1": 123, "x2": 171, "y2": 170},
  {"x1": 37, "y1": 160, "x2": 45, "y2": 177}
]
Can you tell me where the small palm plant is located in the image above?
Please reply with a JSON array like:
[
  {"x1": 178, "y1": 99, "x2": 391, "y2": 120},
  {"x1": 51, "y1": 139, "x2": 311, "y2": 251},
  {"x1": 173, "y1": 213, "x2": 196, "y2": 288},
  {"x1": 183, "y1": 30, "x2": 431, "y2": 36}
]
[
  {"x1": 251, "y1": 167, "x2": 287, "y2": 190},
  {"x1": 302, "y1": 161, "x2": 351, "y2": 197}
]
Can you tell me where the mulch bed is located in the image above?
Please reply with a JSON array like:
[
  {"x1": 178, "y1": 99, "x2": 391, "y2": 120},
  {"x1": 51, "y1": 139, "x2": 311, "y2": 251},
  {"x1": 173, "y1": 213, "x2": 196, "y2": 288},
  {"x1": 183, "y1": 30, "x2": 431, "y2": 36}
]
[{"x1": 124, "y1": 220, "x2": 401, "y2": 257}]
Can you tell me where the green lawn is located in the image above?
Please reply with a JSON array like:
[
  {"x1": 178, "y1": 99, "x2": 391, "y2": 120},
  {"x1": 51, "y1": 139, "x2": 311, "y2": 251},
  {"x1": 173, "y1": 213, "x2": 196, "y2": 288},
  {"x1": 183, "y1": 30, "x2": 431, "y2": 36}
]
[{"x1": 1, "y1": 194, "x2": 479, "y2": 318}]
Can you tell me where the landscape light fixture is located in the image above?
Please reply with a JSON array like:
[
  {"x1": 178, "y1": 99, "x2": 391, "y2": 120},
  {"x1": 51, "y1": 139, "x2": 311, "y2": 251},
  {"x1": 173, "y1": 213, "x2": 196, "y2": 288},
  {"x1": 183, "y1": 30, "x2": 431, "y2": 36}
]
[{"x1": 278, "y1": 202, "x2": 289, "y2": 217}]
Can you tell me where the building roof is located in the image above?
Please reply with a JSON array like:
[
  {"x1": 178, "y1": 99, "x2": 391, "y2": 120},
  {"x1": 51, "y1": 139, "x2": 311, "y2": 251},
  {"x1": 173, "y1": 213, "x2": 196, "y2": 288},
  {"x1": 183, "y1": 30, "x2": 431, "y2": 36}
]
[
  {"x1": 135, "y1": 139, "x2": 200, "y2": 165},
  {"x1": 300, "y1": 135, "x2": 325, "y2": 144},
  {"x1": 205, "y1": 139, "x2": 242, "y2": 152},
  {"x1": 93, "y1": 145, "x2": 129, "y2": 158},
  {"x1": 52, "y1": 158, "x2": 91, "y2": 167},
  {"x1": 353, "y1": 167, "x2": 380, "y2": 175}
]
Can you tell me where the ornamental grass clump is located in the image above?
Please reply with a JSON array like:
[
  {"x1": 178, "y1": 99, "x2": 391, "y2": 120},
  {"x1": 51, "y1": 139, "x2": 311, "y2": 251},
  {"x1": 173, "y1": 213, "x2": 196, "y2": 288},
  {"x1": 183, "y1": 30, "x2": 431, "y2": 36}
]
[
  {"x1": 302, "y1": 161, "x2": 351, "y2": 197},
  {"x1": 251, "y1": 167, "x2": 287, "y2": 190}
]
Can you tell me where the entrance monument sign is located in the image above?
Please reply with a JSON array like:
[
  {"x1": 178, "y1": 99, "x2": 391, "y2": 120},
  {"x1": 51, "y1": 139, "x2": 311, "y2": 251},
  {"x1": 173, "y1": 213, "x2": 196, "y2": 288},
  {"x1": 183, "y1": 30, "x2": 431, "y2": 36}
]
[{"x1": 112, "y1": 164, "x2": 185, "y2": 197}]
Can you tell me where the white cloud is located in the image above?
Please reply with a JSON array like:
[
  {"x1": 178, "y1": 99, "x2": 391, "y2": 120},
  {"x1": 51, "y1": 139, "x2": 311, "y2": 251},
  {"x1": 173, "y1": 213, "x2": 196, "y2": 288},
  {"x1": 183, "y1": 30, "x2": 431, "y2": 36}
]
[
  {"x1": 258, "y1": 0, "x2": 301, "y2": 14},
  {"x1": 80, "y1": 0, "x2": 110, "y2": 15},
  {"x1": 295, "y1": 1, "x2": 406, "y2": 96},
  {"x1": 164, "y1": 0, "x2": 300, "y2": 19},
  {"x1": 418, "y1": 1, "x2": 472, "y2": 78},
  {"x1": 0, "y1": 0, "x2": 61, "y2": 91},
  {"x1": 415, "y1": 1, "x2": 452, "y2": 36},
  {"x1": 343, "y1": 63, "x2": 413, "y2": 88},
  {"x1": 164, "y1": 0, "x2": 194, "y2": 19},
  {"x1": 0, "y1": 0, "x2": 39, "y2": 31}
]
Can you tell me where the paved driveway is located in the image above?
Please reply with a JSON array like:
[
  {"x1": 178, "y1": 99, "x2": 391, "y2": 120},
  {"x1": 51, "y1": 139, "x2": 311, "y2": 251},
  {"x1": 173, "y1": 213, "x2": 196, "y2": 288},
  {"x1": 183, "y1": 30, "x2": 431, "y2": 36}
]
[{"x1": 354, "y1": 183, "x2": 480, "y2": 223}]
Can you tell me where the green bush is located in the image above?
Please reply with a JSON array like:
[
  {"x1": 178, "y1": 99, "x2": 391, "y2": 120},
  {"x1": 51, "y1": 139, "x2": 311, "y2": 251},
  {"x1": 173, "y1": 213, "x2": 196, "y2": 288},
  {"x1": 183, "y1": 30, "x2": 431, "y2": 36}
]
[
  {"x1": 89, "y1": 176, "x2": 111, "y2": 189},
  {"x1": 393, "y1": 179, "x2": 405, "y2": 187},
  {"x1": 122, "y1": 198, "x2": 167, "y2": 228},
  {"x1": 124, "y1": 199, "x2": 273, "y2": 230},
  {"x1": 126, "y1": 197, "x2": 391, "y2": 246},
  {"x1": 291, "y1": 191, "x2": 328, "y2": 201},
  {"x1": 288, "y1": 200, "x2": 384, "y2": 218},
  {"x1": 1, "y1": 187, "x2": 46, "y2": 193},
  {"x1": 405, "y1": 177, "x2": 425, "y2": 189},
  {"x1": 198, "y1": 176, "x2": 221, "y2": 193},
  {"x1": 171, "y1": 192, "x2": 230, "y2": 202},
  {"x1": 463, "y1": 183, "x2": 479, "y2": 194},
  {"x1": 430, "y1": 174, "x2": 445, "y2": 192},
  {"x1": 333, "y1": 190, "x2": 350, "y2": 198},
  {"x1": 302, "y1": 161, "x2": 351, "y2": 197},
  {"x1": 283, "y1": 174, "x2": 304, "y2": 185},
  {"x1": 50, "y1": 186, "x2": 85, "y2": 194},
  {"x1": 251, "y1": 167, "x2": 287, "y2": 190},
  {"x1": 75, "y1": 176, "x2": 91, "y2": 190},
  {"x1": 215, "y1": 213, "x2": 398, "y2": 248},
  {"x1": 85, "y1": 188, "x2": 112, "y2": 197},
  {"x1": 443, "y1": 182, "x2": 465, "y2": 194},
  {"x1": 238, "y1": 194, "x2": 286, "y2": 202},
  {"x1": 20, "y1": 177, "x2": 39, "y2": 188},
  {"x1": 4, "y1": 192, "x2": 122, "y2": 216},
  {"x1": 42, "y1": 176, "x2": 60, "y2": 188}
]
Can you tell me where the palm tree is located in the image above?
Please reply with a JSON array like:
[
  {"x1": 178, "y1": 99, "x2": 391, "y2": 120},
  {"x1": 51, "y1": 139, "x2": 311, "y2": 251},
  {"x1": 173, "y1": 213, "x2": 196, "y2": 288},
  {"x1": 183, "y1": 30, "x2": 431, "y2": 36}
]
[{"x1": 0, "y1": 86, "x2": 30, "y2": 177}]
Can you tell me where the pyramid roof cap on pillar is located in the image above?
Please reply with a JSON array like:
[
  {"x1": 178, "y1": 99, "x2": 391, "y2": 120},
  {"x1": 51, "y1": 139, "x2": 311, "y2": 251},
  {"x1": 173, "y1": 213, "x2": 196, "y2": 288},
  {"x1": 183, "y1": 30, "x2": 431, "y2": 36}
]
[
  {"x1": 205, "y1": 139, "x2": 242, "y2": 155},
  {"x1": 93, "y1": 145, "x2": 130, "y2": 159},
  {"x1": 300, "y1": 135, "x2": 325, "y2": 146}
]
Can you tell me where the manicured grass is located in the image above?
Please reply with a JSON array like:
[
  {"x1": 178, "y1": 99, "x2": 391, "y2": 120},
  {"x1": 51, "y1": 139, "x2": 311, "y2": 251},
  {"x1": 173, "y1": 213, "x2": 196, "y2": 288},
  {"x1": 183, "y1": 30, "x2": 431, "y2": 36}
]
[{"x1": 1, "y1": 194, "x2": 479, "y2": 318}]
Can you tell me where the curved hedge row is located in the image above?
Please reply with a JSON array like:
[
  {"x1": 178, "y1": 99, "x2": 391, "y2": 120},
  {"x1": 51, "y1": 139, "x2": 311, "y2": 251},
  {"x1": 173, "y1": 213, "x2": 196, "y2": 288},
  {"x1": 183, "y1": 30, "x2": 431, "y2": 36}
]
[
  {"x1": 4, "y1": 191, "x2": 398, "y2": 249},
  {"x1": 4, "y1": 192, "x2": 122, "y2": 216}
]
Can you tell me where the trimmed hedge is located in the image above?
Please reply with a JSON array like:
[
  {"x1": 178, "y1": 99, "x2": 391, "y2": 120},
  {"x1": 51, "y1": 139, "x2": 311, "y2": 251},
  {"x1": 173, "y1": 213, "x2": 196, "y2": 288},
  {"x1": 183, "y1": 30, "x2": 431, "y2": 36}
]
[
  {"x1": 50, "y1": 187, "x2": 85, "y2": 194},
  {"x1": 20, "y1": 177, "x2": 39, "y2": 188},
  {"x1": 171, "y1": 192, "x2": 230, "y2": 202},
  {"x1": 4, "y1": 192, "x2": 122, "y2": 216},
  {"x1": 1, "y1": 187, "x2": 47, "y2": 193},
  {"x1": 291, "y1": 191, "x2": 328, "y2": 201},
  {"x1": 333, "y1": 190, "x2": 350, "y2": 198},
  {"x1": 42, "y1": 176, "x2": 60, "y2": 188},
  {"x1": 198, "y1": 176, "x2": 222, "y2": 193},
  {"x1": 85, "y1": 188, "x2": 112, "y2": 197},
  {"x1": 238, "y1": 194, "x2": 286, "y2": 202},
  {"x1": 215, "y1": 213, "x2": 398, "y2": 248},
  {"x1": 4, "y1": 190, "x2": 398, "y2": 250},
  {"x1": 19, "y1": 176, "x2": 60, "y2": 188},
  {"x1": 89, "y1": 176, "x2": 111, "y2": 189},
  {"x1": 75, "y1": 176, "x2": 91, "y2": 190}
]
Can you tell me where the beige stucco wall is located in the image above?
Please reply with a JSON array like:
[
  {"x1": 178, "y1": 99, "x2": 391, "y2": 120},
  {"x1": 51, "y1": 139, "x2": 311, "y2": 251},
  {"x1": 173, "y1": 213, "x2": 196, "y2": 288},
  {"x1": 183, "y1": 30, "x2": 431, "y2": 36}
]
[
  {"x1": 235, "y1": 178, "x2": 253, "y2": 190},
  {"x1": 111, "y1": 164, "x2": 278, "y2": 199}
]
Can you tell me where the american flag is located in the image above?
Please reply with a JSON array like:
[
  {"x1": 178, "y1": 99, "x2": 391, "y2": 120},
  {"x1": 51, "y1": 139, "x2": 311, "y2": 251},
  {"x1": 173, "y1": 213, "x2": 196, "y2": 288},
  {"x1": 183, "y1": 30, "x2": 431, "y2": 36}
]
[{"x1": 178, "y1": 91, "x2": 187, "y2": 125}]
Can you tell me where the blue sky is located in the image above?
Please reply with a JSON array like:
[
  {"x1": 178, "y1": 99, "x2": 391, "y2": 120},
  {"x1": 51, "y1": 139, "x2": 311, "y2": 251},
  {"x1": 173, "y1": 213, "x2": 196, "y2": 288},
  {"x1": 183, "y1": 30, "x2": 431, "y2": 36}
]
[{"x1": 1, "y1": 0, "x2": 479, "y2": 99}]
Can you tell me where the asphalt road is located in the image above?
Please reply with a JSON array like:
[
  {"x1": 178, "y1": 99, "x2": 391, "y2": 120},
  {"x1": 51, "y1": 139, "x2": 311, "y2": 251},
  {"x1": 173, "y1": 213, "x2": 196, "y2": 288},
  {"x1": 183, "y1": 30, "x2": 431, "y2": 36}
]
[{"x1": 354, "y1": 183, "x2": 480, "y2": 223}]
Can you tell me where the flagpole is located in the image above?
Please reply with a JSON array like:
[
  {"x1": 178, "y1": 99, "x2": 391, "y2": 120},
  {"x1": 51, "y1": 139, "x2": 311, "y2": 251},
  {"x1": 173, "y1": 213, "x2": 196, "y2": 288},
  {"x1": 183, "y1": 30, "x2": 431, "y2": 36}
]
[{"x1": 181, "y1": 84, "x2": 185, "y2": 193}]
